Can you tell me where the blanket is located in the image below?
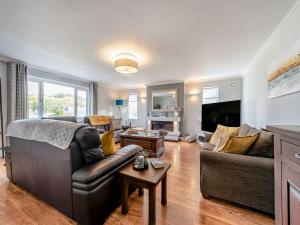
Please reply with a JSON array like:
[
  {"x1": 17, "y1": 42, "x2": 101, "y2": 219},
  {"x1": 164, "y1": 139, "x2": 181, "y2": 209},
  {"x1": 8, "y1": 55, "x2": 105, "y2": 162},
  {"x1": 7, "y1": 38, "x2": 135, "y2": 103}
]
[{"x1": 6, "y1": 119, "x2": 85, "y2": 150}]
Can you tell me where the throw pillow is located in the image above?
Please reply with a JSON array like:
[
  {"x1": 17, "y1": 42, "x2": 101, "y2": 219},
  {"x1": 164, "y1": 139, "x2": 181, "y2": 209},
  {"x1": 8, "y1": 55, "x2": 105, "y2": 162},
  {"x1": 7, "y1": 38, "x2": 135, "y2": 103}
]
[
  {"x1": 209, "y1": 124, "x2": 240, "y2": 145},
  {"x1": 220, "y1": 133, "x2": 259, "y2": 155},
  {"x1": 246, "y1": 130, "x2": 274, "y2": 158},
  {"x1": 75, "y1": 127, "x2": 100, "y2": 150},
  {"x1": 213, "y1": 132, "x2": 231, "y2": 152},
  {"x1": 101, "y1": 130, "x2": 117, "y2": 156}
]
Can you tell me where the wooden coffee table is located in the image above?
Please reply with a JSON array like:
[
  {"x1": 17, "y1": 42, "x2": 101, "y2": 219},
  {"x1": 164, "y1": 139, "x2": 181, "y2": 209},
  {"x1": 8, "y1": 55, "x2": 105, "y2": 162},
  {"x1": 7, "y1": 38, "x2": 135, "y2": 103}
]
[
  {"x1": 119, "y1": 161, "x2": 171, "y2": 225},
  {"x1": 119, "y1": 132, "x2": 165, "y2": 157}
]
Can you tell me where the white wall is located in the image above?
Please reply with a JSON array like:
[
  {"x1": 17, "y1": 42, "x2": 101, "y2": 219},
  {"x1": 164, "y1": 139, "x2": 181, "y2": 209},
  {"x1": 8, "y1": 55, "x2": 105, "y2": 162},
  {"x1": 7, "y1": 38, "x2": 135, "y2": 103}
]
[
  {"x1": 185, "y1": 78, "x2": 243, "y2": 134},
  {"x1": 242, "y1": 2, "x2": 300, "y2": 128},
  {"x1": 97, "y1": 84, "x2": 119, "y2": 116},
  {"x1": 119, "y1": 88, "x2": 147, "y2": 128}
]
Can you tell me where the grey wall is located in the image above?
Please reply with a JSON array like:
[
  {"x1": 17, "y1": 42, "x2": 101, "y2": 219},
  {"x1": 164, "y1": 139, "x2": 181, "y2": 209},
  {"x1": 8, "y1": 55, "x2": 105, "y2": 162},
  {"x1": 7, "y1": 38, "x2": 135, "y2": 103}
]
[
  {"x1": 97, "y1": 84, "x2": 119, "y2": 116},
  {"x1": 147, "y1": 83, "x2": 185, "y2": 131},
  {"x1": 0, "y1": 62, "x2": 7, "y2": 146},
  {"x1": 242, "y1": 2, "x2": 300, "y2": 128},
  {"x1": 185, "y1": 78, "x2": 243, "y2": 134}
]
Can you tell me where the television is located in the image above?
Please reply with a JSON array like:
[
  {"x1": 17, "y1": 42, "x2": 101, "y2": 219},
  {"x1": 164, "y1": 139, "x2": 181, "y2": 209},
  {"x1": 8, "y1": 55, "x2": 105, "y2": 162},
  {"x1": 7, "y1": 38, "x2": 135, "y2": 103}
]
[{"x1": 201, "y1": 100, "x2": 241, "y2": 132}]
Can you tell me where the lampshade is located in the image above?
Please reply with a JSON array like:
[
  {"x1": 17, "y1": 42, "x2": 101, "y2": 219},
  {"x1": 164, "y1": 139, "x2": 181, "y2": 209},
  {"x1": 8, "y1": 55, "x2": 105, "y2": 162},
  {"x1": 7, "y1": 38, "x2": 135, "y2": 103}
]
[
  {"x1": 115, "y1": 53, "x2": 138, "y2": 75},
  {"x1": 116, "y1": 99, "x2": 125, "y2": 106}
]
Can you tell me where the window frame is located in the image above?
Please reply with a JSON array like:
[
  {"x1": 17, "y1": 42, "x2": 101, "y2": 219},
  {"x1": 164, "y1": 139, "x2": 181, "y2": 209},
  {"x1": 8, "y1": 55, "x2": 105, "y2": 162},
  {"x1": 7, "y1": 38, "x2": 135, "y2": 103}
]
[
  {"x1": 203, "y1": 86, "x2": 219, "y2": 104},
  {"x1": 28, "y1": 76, "x2": 89, "y2": 119},
  {"x1": 128, "y1": 92, "x2": 138, "y2": 120}
]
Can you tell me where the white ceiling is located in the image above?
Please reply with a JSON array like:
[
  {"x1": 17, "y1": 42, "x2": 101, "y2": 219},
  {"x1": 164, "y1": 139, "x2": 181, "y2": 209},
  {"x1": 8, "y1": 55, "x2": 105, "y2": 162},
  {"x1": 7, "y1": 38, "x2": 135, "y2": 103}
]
[{"x1": 0, "y1": 0, "x2": 296, "y2": 89}]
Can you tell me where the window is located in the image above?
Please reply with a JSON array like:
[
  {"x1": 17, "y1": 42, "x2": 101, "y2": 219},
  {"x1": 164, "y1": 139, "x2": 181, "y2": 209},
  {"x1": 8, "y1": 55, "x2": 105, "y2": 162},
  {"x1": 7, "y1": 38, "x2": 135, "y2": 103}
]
[
  {"x1": 203, "y1": 87, "x2": 219, "y2": 104},
  {"x1": 128, "y1": 93, "x2": 138, "y2": 119},
  {"x1": 28, "y1": 78, "x2": 89, "y2": 119},
  {"x1": 43, "y1": 82, "x2": 75, "y2": 117},
  {"x1": 77, "y1": 89, "x2": 88, "y2": 117},
  {"x1": 28, "y1": 81, "x2": 40, "y2": 118}
]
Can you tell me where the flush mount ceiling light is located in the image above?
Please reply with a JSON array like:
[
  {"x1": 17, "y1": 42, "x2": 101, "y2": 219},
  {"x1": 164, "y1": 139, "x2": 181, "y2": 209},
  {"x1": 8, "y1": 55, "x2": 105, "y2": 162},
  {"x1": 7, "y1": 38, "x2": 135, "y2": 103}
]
[{"x1": 115, "y1": 53, "x2": 138, "y2": 75}]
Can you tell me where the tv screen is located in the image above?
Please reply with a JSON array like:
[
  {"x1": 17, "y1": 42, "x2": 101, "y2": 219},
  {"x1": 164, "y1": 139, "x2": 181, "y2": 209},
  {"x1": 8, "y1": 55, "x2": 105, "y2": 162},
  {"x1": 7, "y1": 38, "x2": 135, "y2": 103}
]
[{"x1": 202, "y1": 100, "x2": 241, "y2": 132}]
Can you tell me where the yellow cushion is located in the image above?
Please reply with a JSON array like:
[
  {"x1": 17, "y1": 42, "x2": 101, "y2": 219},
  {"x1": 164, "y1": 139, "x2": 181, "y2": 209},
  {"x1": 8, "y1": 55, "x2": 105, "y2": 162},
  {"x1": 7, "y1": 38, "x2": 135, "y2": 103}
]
[
  {"x1": 101, "y1": 130, "x2": 116, "y2": 156},
  {"x1": 220, "y1": 133, "x2": 259, "y2": 155},
  {"x1": 213, "y1": 132, "x2": 231, "y2": 152},
  {"x1": 209, "y1": 124, "x2": 240, "y2": 145}
]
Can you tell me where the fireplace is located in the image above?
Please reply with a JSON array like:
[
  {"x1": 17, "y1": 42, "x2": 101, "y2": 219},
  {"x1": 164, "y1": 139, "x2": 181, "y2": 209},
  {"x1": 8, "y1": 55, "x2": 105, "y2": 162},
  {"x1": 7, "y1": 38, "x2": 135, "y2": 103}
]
[{"x1": 151, "y1": 121, "x2": 174, "y2": 131}]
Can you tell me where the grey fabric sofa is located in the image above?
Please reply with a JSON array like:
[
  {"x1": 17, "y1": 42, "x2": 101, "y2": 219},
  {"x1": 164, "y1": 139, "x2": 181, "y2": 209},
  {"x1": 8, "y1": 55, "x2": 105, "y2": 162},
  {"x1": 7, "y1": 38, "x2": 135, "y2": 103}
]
[
  {"x1": 5, "y1": 124, "x2": 141, "y2": 225},
  {"x1": 200, "y1": 124, "x2": 274, "y2": 215}
]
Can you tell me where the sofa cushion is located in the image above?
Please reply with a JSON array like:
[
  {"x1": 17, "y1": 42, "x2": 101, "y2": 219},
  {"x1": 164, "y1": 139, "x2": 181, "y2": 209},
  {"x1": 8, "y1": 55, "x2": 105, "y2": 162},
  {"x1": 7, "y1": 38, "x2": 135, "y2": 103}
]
[
  {"x1": 81, "y1": 147, "x2": 105, "y2": 164},
  {"x1": 220, "y1": 133, "x2": 259, "y2": 155},
  {"x1": 209, "y1": 124, "x2": 239, "y2": 145},
  {"x1": 101, "y1": 130, "x2": 117, "y2": 156},
  {"x1": 75, "y1": 127, "x2": 100, "y2": 150},
  {"x1": 238, "y1": 123, "x2": 252, "y2": 137},
  {"x1": 72, "y1": 145, "x2": 141, "y2": 184},
  {"x1": 247, "y1": 130, "x2": 274, "y2": 158}
]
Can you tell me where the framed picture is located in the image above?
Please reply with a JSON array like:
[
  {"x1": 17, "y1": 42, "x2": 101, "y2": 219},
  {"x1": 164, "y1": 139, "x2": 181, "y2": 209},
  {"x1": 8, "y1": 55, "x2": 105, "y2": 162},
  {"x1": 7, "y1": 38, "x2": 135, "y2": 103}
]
[{"x1": 268, "y1": 54, "x2": 300, "y2": 99}]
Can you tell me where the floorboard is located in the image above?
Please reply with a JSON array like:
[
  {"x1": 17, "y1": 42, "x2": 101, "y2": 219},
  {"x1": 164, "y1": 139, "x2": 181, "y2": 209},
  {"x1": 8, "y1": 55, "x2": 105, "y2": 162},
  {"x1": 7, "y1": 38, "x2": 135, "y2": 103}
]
[{"x1": 0, "y1": 142, "x2": 274, "y2": 225}]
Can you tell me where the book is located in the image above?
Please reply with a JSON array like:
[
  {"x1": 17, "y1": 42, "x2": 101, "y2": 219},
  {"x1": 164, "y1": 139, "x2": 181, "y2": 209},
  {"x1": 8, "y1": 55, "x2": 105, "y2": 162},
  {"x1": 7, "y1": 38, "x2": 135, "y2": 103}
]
[{"x1": 149, "y1": 158, "x2": 165, "y2": 169}]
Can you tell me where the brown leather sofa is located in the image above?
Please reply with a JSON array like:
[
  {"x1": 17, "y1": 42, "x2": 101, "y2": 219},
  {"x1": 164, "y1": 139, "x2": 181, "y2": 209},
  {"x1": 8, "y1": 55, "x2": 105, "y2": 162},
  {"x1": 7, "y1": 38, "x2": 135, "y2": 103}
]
[{"x1": 5, "y1": 126, "x2": 141, "y2": 225}]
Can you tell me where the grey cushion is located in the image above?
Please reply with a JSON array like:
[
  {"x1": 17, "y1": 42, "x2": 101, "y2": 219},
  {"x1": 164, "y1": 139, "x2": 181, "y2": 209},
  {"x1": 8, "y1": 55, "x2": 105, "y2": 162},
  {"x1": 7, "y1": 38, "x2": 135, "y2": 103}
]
[
  {"x1": 238, "y1": 123, "x2": 252, "y2": 137},
  {"x1": 247, "y1": 128, "x2": 260, "y2": 135},
  {"x1": 75, "y1": 127, "x2": 100, "y2": 150},
  {"x1": 247, "y1": 130, "x2": 274, "y2": 158},
  {"x1": 81, "y1": 147, "x2": 105, "y2": 164}
]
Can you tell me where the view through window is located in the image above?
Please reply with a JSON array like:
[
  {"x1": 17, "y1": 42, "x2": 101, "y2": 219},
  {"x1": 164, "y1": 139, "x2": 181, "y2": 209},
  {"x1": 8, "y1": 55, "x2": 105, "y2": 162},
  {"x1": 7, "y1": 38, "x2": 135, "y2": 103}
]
[
  {"x1": 28, "y1": 79, "x2": 88, "y2": 118},
  {"x1": 28, "y1": 81, "x2": 40, "y2": 118}
]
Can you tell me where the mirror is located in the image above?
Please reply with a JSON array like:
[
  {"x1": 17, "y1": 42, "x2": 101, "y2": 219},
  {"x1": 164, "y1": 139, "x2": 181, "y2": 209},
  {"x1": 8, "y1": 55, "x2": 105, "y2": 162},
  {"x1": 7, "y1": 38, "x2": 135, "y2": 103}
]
[{"x1": 152, "y1": 89, "x2": 178, "y2": 111}]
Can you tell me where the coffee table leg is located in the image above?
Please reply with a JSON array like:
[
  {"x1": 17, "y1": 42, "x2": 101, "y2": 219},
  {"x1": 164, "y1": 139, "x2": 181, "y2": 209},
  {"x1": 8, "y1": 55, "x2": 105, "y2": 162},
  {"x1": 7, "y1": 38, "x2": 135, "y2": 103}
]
[
  {"x1": 138, "y1": 187, "x2": 144, "y2": 196},
  {"x1": 122, "y1": 179, "x2": 129, "y2": 215},
  {"x1": 161, "y1": 174, "x2": 167, "y2": 205},
  {"x1": 149, "y1": 186, "x2": 156, "y2": 225}
]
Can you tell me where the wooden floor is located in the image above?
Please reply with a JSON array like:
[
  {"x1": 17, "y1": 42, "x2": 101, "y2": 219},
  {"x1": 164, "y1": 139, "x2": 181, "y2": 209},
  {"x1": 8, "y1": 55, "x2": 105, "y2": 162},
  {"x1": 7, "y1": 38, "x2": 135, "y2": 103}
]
[{"x1": 0, "y1": 142, "x2": 274, "y2": 225}]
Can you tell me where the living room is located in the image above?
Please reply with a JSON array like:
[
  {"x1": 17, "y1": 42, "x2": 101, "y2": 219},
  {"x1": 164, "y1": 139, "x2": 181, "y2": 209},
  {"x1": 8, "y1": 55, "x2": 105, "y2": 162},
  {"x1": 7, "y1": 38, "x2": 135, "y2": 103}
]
[{"x1": 1, "y1": 1, "x2": 300, "y2": 225}]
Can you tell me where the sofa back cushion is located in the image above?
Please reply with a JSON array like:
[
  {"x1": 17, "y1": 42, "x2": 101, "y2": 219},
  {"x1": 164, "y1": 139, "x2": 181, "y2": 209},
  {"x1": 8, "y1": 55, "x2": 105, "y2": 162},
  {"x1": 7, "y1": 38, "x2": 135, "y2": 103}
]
[
  {"x1": 247, "y1": 130, "x2": 274, "y2": 158},
  {"x1": 209, "y1": 124, "x2": 240, "y2": 145},
  {"x1": 220, "y1": 133, "x2": 259, "y2": 154},
  {"x1": 75, "y1": 127, "x2": 104, "y2": 163}
]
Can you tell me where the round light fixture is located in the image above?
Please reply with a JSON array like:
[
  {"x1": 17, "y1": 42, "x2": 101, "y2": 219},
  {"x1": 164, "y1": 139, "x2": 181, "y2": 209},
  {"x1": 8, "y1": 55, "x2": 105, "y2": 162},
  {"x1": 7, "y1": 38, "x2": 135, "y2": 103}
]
[{"x1": 115, "y1": 53, "x2": 138, "y2": 75}]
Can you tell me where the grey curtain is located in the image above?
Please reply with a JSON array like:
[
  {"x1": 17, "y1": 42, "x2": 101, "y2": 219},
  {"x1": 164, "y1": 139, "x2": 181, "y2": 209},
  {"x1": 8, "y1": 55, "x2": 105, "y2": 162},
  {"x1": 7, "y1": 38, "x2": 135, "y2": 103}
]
[
  {"x1": 89, "y1": 82, "x2": 98, "y2": 115},
  {"x1": 7, "y1": 63, "x2": 28, "y2": 125}
]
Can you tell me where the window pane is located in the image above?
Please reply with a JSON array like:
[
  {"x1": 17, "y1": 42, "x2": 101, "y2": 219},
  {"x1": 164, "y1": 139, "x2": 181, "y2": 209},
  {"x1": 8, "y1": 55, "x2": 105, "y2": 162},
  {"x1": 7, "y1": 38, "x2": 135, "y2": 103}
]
[
  {"x1": 43, "y1": 82, "x2": 75, "y2": 117},
  {"x1": 28, "y1": 81, "x2": 39, "y2": 118},
  {"x1": 129, "y1": 93, "x2": 137, "y2": 102},
  {"x1": 203, "y1": 87, "x2": 219, "y2": 104},
  {"x1": 77, "y1": 90, "x2": 87, "y2": 117},
  {"x1": 128, "y1": 93, "x2": 137, "y2": 119}
]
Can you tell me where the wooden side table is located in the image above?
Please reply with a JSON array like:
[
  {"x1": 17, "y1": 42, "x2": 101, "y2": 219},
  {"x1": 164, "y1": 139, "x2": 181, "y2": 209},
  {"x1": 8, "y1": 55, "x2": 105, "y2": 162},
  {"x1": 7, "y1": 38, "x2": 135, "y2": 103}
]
[{"x1": 119, "y1": 162, "x2": 171, "y2": 225}]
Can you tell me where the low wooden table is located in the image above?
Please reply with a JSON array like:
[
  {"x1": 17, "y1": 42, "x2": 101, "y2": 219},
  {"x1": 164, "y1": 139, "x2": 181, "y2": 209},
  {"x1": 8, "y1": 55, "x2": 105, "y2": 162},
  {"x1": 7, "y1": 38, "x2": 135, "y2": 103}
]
[
  {"x1": 119, "y1": 161, "x2": 171, "y2": 225},
  {"x1": 119, "y1": 132, "x2": 165, "y2": 157}
]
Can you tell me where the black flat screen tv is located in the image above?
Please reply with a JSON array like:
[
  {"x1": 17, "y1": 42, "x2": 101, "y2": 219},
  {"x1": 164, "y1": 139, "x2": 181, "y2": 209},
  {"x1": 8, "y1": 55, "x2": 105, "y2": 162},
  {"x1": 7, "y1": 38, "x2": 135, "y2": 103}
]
[{"x1": 202, "y1": 100, "x2": 241, "y2": 132}]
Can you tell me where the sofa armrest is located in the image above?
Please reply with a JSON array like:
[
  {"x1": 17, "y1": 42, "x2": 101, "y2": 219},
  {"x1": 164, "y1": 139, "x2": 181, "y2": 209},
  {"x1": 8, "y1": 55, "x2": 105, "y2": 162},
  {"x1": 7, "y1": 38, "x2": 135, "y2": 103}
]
[{"x1": 200, "y1": 150, "x2": 274, "y2": 214}]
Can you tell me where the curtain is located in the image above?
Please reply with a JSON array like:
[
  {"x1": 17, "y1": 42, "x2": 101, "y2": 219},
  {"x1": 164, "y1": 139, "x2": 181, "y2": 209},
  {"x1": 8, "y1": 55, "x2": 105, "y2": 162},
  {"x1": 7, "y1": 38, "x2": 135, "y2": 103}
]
[
  {"x1": 7, "y1": 63, "x2": 28, "y2": 125},
  {"x1": 89, "y1": 82, "x2": 98, "y2": 115}
]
